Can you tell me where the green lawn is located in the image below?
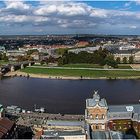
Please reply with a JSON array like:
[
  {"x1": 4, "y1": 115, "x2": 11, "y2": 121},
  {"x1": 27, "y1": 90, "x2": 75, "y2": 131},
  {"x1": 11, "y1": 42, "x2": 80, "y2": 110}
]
[
  {"x1": 63, "y1": 63, "x2": 103, "y2": 68},
  {"x1": 21, "y1": 67, "x2": 140, "y2": 78},
  {"x1": 118, "y1": 64, "x2": 132, "y2": 69},
  {"x1": 0, "y1": 60, "x2": 9, "y2": 66},
  {"x1": 33, "y1": 63, "x2": 132, "y2": 69}
]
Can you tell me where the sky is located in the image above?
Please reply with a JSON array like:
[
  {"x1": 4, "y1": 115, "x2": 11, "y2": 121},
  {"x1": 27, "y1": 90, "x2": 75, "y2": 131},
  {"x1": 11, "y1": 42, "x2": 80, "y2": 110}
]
[{"x1": 0, "y1": 0, "x2": 140, "y2": 35}]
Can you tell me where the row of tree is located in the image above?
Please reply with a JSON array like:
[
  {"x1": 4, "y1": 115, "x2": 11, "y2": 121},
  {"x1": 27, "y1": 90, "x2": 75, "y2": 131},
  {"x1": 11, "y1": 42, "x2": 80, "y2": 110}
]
[
  {"x1": 116, "y1": 56, "x2": 134, "y2": 64},
  {"x1": 0, "y1": 53, "x2": 8, "y2": 61},
  {"x1": 58, "y1": 48, "x2": 134, "y2": 68}
]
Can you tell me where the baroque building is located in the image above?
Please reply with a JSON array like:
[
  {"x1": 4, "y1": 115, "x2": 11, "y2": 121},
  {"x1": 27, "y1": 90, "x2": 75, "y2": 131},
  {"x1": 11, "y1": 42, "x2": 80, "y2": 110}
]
[
  {"x1": 85, "y1": 91, "x2": 140, "y2": 139},
  {"x1": 85, "y1": 91, "x2": 108, "y2": 131}
]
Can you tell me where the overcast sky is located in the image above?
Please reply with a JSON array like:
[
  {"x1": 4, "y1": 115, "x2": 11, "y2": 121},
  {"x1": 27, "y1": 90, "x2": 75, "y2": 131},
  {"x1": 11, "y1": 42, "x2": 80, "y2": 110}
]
[{"x1": 0, "y1": 0, "x2": 140, "y2": 35}]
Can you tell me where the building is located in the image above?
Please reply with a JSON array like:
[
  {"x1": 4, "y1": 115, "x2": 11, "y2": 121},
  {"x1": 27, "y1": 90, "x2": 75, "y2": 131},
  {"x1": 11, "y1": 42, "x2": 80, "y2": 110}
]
[
  {"x1": 30, "y1": 52, "x2": 40, "y2": 61},
  {"x1": 0, "y1": 118, "x2": 17, "y2": 139},
  {"x1": 0, "y1": 104, "x2": 4, "y2": 118},
  {"x1": 76, "y1": 41, "x2": 89, "y2": 47},
  {"x1": 41, "y1": 130, "x2": 86, "y2": 140},
  {"x1": 6, "y1": 105, "x2": 21, "y2": 114},
  {"x1": 112, "y1": 49, "x2": 140, "y2": 62},
  {"x1": 6, "y1": 50, "x2": 26, "y2": 57},
  {"x1": 119, "y1": 44, "x2": 136, "y2": 50},
  {"x1": 85, "y1": 91, "x2": 140, "y2": 139},
  {"x1": 85, "y1": 91, "x2": 108, "y2": 131},
  {"x1": 0, "y1": 46, "x2": 5, "y2": 53},
  {"x1": 68, "y1": 46, "x2": 103, "y2": 54},
  {"x1": 0, "y1": 104, "x2": 18, "y2": 139},
  {"x1": 34, "y1": 120, "x2": 86, "y2": 139}
]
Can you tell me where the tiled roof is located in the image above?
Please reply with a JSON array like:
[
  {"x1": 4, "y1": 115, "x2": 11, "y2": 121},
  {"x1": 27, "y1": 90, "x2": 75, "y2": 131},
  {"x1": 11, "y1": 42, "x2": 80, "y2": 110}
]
[
  {"x1": 0, "y1": 126, "x2": 8, "y2": 134},
  {"x1": 0, "y1": 132, "x2": 4, "y2": 139},
  {"x1": 0, "y1": 118, "x2": 14, "y2": 131},
  {"x1": 0, "y1": 118, "x2": 15, "y2": 139}
]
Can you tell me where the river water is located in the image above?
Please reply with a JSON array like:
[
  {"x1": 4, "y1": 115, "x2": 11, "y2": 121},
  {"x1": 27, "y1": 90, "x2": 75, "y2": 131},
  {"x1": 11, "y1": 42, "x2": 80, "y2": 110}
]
[{"x1": 0, "y1": 77, "x2": 140, "y2": 114}]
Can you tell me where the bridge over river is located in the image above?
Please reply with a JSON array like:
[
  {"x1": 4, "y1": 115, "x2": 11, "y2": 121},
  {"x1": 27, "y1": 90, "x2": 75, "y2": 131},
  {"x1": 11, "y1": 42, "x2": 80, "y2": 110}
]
[{"x1": 0, "y1": 61, "x2": 34, "y2": 76}]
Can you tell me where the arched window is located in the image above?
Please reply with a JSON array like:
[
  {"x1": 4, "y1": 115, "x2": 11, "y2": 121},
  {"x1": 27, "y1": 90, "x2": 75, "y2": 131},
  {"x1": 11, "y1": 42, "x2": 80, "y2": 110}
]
[
  {"x1": 102, "y1": 114, "x2": 105, "y2": 119},
  {"x1": 90, "y1": 114, "x2": 92, "y2": 119},
  {"x1": 96, "y1": 124, "x2": 99, "y2": 129},
  {"x1": 95, "y1": 114, "x2": 98, "y2": 119}
]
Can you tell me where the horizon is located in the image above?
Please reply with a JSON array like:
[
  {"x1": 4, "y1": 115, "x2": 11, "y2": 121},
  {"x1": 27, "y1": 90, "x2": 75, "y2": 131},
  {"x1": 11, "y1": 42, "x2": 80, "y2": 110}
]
[{"x1": 0, "y1": 34, "x2": 140, "y2": 36}]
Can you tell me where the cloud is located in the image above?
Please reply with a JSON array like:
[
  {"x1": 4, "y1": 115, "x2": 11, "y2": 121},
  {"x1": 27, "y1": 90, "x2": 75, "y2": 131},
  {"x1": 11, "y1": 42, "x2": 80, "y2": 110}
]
[
  {"x1": 0, "y1": 1, "x2": 140, "y2": 34},
  {"x1": 135, "y1": 0, "x2": 140, "y2": 5},
  {"x1": 124, "y1": 2, "x2": 132, "y2": 7},
  {"x1": 4, "y1": 1, "x2": 30, "y2": 10},
  {"x1": 129, "y1": 25, "x2": 137, "y2": 29}
]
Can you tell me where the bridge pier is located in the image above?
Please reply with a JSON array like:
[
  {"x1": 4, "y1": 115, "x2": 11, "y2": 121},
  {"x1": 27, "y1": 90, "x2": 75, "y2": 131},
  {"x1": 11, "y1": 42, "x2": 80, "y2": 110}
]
[
  {"x1": 10, "y1": 66, "x2": 15, "y2": 72},
  {"x1": 21, "y1": 64, "x2": 24, "y2": 69}
]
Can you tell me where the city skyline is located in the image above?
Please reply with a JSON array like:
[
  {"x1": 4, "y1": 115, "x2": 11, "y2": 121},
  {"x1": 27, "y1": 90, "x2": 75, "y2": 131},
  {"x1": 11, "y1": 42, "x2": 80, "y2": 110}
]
[{"x1": 0, "y1": 1, "x2": 140, "y2": 35}]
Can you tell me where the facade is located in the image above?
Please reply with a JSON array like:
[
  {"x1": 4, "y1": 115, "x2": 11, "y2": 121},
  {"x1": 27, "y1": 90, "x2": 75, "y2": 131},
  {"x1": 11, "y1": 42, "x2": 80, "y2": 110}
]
[
  {"x1": 0, "y1": 104, "x2": 4, "y2": 118},
  {"x1": 41, "y1": 130, "x2": 86, "y2": 140},
  {"x1": 85, "y1": 91, "x2": 140, "y2": 138},
  {"x1": 85, "y1": 91, "x2": 108, "y2": 131},
  {"x1": 6, "y1": 50, "x2": 26, "y2": 57},
  {"x1": 34, "y1": 120, "x2": 86, "y2": 139},
  {"x1": 6, "y1": 105, "x2": 21, "y2": 114},
  {"x1": 113, "y1": 49, "x2": 140, "y2": 62}
]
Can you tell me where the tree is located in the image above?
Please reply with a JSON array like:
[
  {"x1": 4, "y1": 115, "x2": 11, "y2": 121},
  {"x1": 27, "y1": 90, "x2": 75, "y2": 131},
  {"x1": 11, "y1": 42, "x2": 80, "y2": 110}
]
[
  {"x1": 27, "y1": 49, "x2": 39, "y2": 55},
  {"x1": 116, "y1": 57, "x2": 121, "y2": 64},
  {"x1": 105, "y1": 55, "x2": 118, "y2": 68},
  {"x1": 129, "y1": 56, "x2": 134, "y2": 64},
  {"x1": 1, "y1": 53, "x2": 8, "y2": 61},
  {"x1": 56, "y1": 48, "x2": 68, "y2": 55},
  {"x1": 17, "y1": 56, "x2": 25, "y2": 62},
  {"x1": 123, "y1": 57, "x2": 127, "y2": 64},
  {"x1": 0, "y1": 53, "x2": 2, "y2": 60},
  {"x1": 40, "y1": 60, "x2": 45, "y2": 65}
]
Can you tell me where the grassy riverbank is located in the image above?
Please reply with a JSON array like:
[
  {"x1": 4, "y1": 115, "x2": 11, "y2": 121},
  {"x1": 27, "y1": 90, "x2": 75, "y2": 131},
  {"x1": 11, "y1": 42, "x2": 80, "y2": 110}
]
[
  {"x1": 63, "y1": 63, "x2": 132, "y2": 69},
  {"x1": 20, "y1": 67, "x2": 140, "y2": 79},
  {"x1": 34, "y1": 63, "x2": 132, "y2": 69},
  {"x1": 0, "y1": 60, "x2": 9, "y2": 65}
]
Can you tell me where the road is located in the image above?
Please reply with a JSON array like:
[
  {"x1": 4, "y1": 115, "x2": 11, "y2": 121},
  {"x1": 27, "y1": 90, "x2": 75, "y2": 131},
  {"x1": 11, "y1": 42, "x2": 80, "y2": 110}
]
[{"x1": 28, "y1": 65, "x2": 140, "y2": 71}]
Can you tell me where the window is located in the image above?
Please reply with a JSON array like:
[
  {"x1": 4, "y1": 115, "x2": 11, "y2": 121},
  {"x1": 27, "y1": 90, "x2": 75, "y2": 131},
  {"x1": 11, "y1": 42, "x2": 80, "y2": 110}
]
[
  {"x1": 90, "y1": 114, "x2": 92, "y2": 119},
  {"x1": 96, "y1": 124, "x2": 99, "y2": 129},
  {"x1": 102, "y1": 114, "x2": 105, "y2": 119},
  {"x1": 95, "y1": 114, "x2": 98, "y2": 119},
  {"x1": 101, "y1": 124, "x2": 105, "y2": 129}
]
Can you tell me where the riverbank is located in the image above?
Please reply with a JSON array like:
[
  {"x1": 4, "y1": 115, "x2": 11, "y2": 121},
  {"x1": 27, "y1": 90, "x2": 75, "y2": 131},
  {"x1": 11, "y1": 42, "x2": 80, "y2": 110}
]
[{"x1": 4, "y1": 69, "x2": 140, "y2": 80}]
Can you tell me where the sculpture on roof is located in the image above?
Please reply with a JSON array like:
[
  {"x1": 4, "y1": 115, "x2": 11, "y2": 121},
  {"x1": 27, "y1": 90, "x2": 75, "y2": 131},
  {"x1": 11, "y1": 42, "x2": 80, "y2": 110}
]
[{"x1": 93, "y1": 90, "x2": 100, "y2": 101}]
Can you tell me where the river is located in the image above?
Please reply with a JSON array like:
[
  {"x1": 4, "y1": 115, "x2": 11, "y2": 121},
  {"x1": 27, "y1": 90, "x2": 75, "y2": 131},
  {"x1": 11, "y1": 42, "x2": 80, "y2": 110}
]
[{"x1": 0, "y1": 77, "x2": 140, "y2": 114}]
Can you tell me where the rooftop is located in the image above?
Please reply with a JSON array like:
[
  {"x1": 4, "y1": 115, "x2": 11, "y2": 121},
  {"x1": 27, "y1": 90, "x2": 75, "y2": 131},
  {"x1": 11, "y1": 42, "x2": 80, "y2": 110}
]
[
  {"x1": 108, "y1": 104, "x2": 140, "y2": 114},
  {"x1": 86, "y1": 91, "x2": 108, "y2": 108},
  {"x1": 42, "y1": 130, "x2": 85, "y2": 138},
  {"x1": 46, "y1": 120, "x2": 84, "y2": 127}
]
